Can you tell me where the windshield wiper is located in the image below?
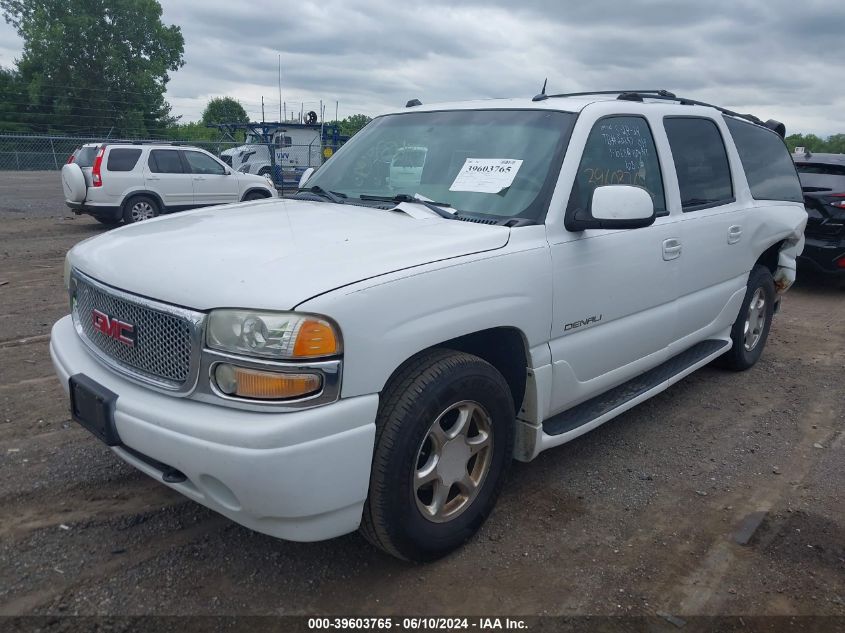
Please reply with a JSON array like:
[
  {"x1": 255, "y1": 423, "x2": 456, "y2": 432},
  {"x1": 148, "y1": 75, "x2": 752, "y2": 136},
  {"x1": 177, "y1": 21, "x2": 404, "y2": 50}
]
[
  {"x1": 358, "y1": 193, "x2": 456, "y2": 220},
  {"x1": 297, "y1": 185, "x2": 347, "y2": 205}
]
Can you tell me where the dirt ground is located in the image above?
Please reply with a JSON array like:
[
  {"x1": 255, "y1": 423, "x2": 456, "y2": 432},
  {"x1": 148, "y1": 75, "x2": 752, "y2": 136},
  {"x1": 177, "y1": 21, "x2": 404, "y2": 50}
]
[{"x1": 0, "y1": 171, "x2": 843, "y2": 619}]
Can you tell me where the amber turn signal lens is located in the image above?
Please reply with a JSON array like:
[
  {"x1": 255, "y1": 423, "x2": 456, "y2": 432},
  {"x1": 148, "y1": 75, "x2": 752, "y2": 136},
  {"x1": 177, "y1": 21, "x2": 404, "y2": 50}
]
[
  {"x1": 214, "y1": 364, "x2": 322, "y2": 400},
  {"x1": 293, "y1": 318, "x2": 340, "y2": 358}
]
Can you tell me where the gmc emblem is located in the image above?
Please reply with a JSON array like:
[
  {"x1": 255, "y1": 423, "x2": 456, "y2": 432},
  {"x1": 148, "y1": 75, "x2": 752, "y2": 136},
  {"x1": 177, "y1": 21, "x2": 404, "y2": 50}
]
[{"x1": 92, "y1": 309, "x2": 136, "y2": 347}]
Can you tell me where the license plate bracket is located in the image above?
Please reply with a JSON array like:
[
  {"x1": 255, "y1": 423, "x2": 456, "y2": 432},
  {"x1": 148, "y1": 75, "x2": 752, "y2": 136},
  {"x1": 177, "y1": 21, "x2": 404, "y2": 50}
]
[{"x1": 69, "y1": 374, "x2": 121, "y2": 446}]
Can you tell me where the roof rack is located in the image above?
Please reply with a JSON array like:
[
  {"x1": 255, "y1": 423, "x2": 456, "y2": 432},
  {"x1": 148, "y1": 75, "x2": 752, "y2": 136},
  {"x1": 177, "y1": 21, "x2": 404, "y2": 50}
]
[{"x1": 533, "y1": 89, "x2": 786, "y2": 137}]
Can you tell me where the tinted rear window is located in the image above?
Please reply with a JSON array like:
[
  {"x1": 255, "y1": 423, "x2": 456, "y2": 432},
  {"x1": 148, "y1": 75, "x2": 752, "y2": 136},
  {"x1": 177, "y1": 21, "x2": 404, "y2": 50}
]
[
  {"x1": 75, "y1": 146, "x2": 98, "y2": 168},
  {"x1": 106, "y1": 148, "x2": 142, "y2": 172},
  {"x1": 664, "y1": 117, "x2": 734, "y2": 210},
  {"x1": 795, "y1": 163, "x2": 845, "y2": 177},
  {"x1": 724, "y1": 117, "x2": 802, "y2": 203},
  {"x1": 148, "y1": 150, "x2": 184, "y2": 173}
]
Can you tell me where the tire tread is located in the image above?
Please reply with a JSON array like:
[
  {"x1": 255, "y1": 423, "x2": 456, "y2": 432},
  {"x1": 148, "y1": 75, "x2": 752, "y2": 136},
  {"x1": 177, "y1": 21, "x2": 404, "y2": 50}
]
[{"x1": 360, "y1": 348, "x2": 508, "y2": 560}]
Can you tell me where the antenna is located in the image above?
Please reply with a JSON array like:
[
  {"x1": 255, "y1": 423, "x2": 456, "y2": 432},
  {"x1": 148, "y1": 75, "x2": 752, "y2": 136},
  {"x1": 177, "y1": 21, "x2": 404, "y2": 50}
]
[
  {"x1": 278, "y1": 54, "x2": 282, "y2": 122},
  {"x1": 532, "y1": 78, "x2": 548, "y2": 102}
]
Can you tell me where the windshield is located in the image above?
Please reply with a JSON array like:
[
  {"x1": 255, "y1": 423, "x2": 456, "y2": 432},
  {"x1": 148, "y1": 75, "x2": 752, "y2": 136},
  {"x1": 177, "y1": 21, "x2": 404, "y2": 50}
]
[{"x1": 307, "y1": 109, "x2": 577, "y2": 221}]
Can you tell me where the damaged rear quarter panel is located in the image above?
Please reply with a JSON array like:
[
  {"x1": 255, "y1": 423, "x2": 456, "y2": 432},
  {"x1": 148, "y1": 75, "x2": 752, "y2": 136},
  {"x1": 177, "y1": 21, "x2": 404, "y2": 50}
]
[{"x1": 748, "y1": 202, "x2": 807, "y2": 293}]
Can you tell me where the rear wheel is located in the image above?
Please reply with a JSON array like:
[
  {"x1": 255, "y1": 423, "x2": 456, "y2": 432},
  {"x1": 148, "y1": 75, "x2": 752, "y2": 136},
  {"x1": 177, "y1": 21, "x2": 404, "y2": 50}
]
[
  {"x1": 122, "y1": 195, "x2": 159, "y2": 224},
  {"x1": 361, "y1": 349, "x2": 514, "y2": 561},
  {"x1": 721, "y1": 265, "x2": 776, "y2": 370}
]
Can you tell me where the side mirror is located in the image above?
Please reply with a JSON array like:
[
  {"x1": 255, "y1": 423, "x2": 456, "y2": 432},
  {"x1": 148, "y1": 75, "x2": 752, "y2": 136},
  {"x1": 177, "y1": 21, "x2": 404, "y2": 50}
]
[
  {"x1": 569, "y1": 185, "x2": 656, "y2": 231},
  {"x1": 298, "y1": 167, "x2": 315, "y2": 189}
]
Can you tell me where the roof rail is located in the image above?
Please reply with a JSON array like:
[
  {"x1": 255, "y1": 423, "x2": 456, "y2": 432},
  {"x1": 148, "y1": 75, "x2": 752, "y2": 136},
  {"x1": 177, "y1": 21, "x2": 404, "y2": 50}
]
[
  {"x1": 532, "y1": 89, "x2": 786, "y2": 137},
  {"x1": 533, "y1": 89, "x2": 675, "y2": 102}
]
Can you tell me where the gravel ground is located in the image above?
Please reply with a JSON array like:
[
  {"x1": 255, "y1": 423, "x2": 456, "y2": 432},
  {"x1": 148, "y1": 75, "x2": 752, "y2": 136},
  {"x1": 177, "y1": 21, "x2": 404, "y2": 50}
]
[{"x1": 0, "y1": 171, "x2": 843, "y2": 619}]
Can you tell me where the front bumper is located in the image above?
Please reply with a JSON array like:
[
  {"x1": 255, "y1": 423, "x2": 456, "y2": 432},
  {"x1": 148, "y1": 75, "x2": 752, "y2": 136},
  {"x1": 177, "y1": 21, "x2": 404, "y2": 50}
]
[
  {"x1": 50, "y1": 315, "x2": 378, "y2": 541},
  {"x1": 799, "y1": 235, "x2": 845, "y2": 276}
]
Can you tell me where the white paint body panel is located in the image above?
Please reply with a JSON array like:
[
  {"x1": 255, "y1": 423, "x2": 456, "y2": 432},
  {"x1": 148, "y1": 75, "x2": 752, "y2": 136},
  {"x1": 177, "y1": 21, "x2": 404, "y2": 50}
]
[
  {"x1": 54, "y1": 95, "x2": 809, "y2": 540},
  {"x1": 68, "y1": 199, "x2": 510, "y2": 310},
  {"x1": 50, "y1": 316, "x2": 377, "y2": 541}
]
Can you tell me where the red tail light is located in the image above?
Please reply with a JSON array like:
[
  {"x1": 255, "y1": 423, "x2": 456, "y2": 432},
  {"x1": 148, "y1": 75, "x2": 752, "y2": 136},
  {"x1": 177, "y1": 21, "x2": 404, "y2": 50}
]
[
  {"x1": 829, "y1": 194, "x2": 845, "y2": 210},
  {"x1": 837, "y1": 256, "x2": 845, "y2": 269},
  {"x1": 66, "y1": 153, "x2": 75, "y2": 164},
  {"x1": 92, "y1": 146, "x2": 105, "y2": 187}
]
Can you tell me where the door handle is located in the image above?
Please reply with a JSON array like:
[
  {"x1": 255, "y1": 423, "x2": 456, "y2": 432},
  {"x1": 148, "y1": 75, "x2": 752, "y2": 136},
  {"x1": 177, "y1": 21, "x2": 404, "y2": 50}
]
[
  {"x1": 662, "y1": 238, "x2": 682, "y2": 261},
  {"x1": 193, "y1": 176, "x2": 205, "y2": 181},
  {"x1": 727, "y1": 225, "x2": 743, "y2": 244},
  {"x1": 147, "y1": 176, "x2": 160, "y2": 181}
]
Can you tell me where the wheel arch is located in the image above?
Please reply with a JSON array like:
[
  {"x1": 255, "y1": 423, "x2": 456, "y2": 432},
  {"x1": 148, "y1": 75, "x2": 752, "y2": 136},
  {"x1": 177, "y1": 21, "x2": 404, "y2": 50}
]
[
  {"x1": 380, "y1": 326, "x2": 531, "y2": 418},
  {"x1": 122, "y1": 190, "x2": 164, "y2": 212},
  {"x1": 754, "y1": 239, "x2": 784, "y2": 275},
  {"x1": 241, "y1": 187, "x2": 274, "y2": 201}
]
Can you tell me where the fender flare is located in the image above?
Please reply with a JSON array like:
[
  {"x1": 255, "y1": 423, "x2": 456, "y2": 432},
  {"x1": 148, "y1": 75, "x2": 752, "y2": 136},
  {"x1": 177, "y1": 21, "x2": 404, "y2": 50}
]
[
  {"x1": 241, "y1": 187, "x2": 274, "y2": 201},
  {"x1": 121, "y1": 190, "x2": 165, "y2": 212}
]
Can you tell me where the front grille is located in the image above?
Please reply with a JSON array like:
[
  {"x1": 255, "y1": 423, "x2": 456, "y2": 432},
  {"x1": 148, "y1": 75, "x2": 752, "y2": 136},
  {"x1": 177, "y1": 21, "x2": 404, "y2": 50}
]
[{"x1": 72, "y1": 274, "x2": 198, "y2": 387}]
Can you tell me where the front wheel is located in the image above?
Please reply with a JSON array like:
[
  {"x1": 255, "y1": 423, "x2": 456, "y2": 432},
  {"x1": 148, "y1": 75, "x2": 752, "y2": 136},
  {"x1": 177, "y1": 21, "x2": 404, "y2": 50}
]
[
  {"x1": 721, "y1": 265, "x2": 776, "y2": 371},
  {"x1": 360, "y1": 349, "x2": 514, "y2": 561}
]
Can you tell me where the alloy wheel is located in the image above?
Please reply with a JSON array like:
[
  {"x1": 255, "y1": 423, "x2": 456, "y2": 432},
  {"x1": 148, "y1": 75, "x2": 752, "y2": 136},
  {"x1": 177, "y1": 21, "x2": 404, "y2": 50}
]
[
  {"x1": 413, "y1": 400, "x2": 493, "y2": 523},
  {"x1": 743, "y1": 287, "x2": 767, "y2": 351}
]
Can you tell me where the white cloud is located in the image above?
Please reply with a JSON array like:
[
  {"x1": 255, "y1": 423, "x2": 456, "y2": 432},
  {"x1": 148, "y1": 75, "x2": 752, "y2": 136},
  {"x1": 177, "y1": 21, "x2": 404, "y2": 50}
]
[{"x1": 2, "y1": 0, "x2": 844, "y2": 135}]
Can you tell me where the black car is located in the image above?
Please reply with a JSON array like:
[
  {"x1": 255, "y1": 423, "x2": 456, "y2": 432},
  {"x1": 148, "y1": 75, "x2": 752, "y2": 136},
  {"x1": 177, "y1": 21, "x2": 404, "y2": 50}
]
[{"x1": 792, "y1": 151, "x2": 845, "y2": 276}]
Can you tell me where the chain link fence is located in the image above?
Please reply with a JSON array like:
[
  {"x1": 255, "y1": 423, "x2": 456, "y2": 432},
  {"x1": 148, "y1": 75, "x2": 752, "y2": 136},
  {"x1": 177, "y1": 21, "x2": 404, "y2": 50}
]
[
  {"x1": 0, "y1": 133, "x2": 343, "y2": 188},
  {"x1": 0, "y1": 134, "x2": 241, "y2": 170}
]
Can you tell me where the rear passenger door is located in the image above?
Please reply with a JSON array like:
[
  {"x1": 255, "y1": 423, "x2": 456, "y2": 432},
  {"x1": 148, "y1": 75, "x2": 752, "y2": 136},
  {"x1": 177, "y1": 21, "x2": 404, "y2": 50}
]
[
  {"x1": 663, "y1": 116, "x2": 747, "y2": 351},
  {"x1": 183, "y1": 150, "x2": 239, "y2": 206},
  {"x1": 144, "y1": 149, "x2": 194, "y2": 209}
]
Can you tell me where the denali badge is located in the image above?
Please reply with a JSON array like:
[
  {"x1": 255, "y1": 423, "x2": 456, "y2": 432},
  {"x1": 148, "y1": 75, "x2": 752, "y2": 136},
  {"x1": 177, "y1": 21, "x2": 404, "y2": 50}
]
[
  {"x1": 564, "y1": 314, "x2": 603, "y2": 331},
  {"x1": 92, "y1": 309, "x2": 136, "y2": 347}
]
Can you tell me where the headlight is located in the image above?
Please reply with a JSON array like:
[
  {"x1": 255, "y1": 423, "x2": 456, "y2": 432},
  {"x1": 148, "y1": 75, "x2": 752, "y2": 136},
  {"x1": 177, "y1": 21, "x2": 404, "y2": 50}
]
[{"x1": 206, "y1": 310, "x2": 341, "y2": 359}]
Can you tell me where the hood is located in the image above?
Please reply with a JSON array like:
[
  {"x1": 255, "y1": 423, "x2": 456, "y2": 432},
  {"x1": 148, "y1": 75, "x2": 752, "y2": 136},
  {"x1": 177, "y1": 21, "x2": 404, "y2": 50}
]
[
  {"x1": 70, "y1": 199, "x2": 510, "y2": 311},
  {"x1": 220, "y1": 144, "x2": 251, "y2": 156}
]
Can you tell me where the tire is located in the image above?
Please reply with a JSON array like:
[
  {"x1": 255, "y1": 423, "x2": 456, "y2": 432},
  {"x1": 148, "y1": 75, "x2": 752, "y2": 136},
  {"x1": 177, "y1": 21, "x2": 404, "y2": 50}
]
[
  {"x1": 122, "y1": 195, "x2": 159, "y2": 224},
  {"x1": 720, "y1": 265, "x2": 776, "y2": 371},
  {"x1": 243, "y1": 191, "x2": 269, "y2": 202},
  {"x1": 94, "y1": 216, "x2": 121, "y2": 226},
  {"x1": 61, "y1": 163, "x2": 86, "y2": 203},
  {"x1": 361, "y1": 349, "x2": 515, "y2": 562}
]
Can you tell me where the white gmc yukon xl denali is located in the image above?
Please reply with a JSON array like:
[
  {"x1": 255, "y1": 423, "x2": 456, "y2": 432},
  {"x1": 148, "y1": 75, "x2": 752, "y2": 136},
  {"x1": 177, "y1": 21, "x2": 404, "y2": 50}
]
[{"x1": 50, "y1": 91, "x2": 807, "y2": 561}]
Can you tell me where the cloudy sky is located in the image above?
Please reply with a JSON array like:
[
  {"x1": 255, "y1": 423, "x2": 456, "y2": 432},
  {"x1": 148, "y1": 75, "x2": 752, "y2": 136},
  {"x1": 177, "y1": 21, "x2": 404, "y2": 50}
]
[{"x1": 1, "y1": 0, "x2": 843, "y2": 135}]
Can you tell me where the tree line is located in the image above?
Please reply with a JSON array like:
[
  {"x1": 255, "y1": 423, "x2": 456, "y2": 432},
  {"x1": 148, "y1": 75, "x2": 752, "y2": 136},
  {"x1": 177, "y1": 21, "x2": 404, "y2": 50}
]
[
  {"x1": 785, "y1": 133, "x2": 845, "y2": 155},
  {"x1": 0, "y1": 1, "x2": 372, "y2": 140}
]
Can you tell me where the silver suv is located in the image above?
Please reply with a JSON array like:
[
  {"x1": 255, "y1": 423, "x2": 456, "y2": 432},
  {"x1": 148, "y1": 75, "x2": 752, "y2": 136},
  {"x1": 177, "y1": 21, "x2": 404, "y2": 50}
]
[{"x1": 61, "y1": 142, "x2": 278, "y2": 225}]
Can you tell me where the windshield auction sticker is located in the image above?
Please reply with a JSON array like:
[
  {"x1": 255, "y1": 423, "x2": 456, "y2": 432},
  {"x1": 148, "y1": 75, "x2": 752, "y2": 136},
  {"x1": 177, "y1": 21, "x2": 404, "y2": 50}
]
[{"x1": 449, "y1": 158, "x2": 524, "y2": 193}]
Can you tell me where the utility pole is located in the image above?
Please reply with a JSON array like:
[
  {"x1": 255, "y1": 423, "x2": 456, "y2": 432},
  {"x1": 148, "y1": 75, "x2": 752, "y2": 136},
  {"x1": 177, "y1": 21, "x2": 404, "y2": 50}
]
[
  {"x1": 278, "y1": 54, "x2": 282, "y2": 122},
  {"x1": 261, "y1": 96, "x2": 265, "y2": 124},
  {"x1": 335, "y1": 101, "x2": 338, "y2": 124}
]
